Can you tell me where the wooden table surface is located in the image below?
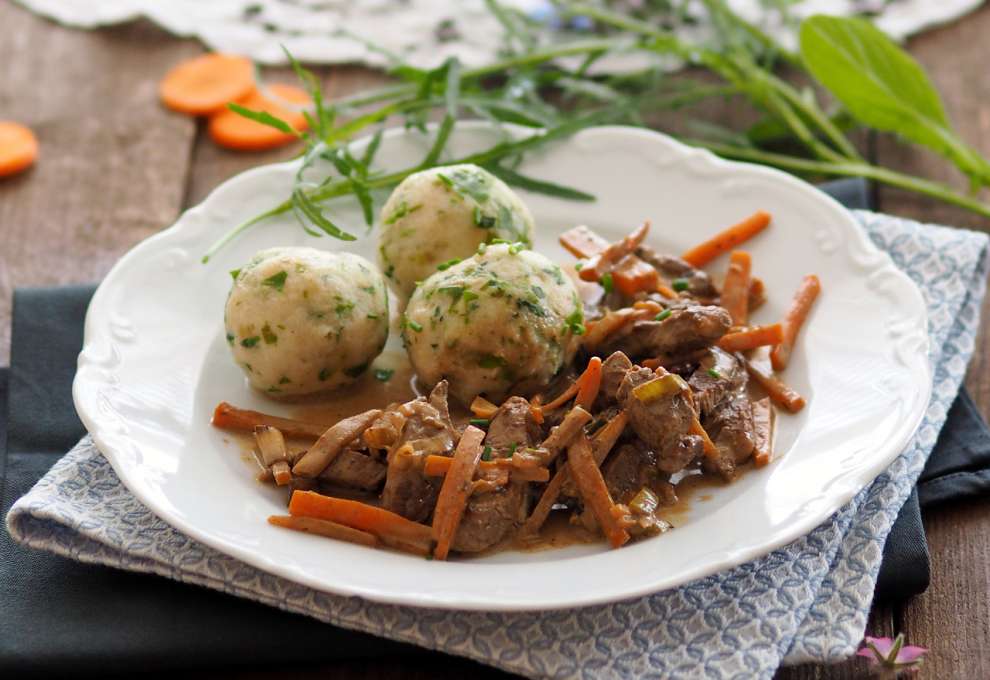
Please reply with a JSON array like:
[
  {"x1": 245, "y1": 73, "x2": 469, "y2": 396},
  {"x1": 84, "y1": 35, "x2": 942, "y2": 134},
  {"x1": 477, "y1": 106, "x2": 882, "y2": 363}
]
[{"x1": 2, "y1": 2, "x2": 988, "y2": 678}]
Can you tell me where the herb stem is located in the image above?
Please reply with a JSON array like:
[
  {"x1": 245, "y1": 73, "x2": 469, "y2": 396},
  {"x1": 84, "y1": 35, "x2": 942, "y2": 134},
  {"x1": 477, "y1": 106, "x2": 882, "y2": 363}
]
[{"x1": 687, "y1": 139, "x2": 990, "y2": 218}]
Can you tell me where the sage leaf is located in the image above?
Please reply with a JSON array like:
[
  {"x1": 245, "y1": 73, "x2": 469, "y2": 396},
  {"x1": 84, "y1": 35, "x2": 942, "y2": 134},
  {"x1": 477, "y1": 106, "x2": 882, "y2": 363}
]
[{"x1": 799, "y1": 15, "x2": 990, "y2": 184}]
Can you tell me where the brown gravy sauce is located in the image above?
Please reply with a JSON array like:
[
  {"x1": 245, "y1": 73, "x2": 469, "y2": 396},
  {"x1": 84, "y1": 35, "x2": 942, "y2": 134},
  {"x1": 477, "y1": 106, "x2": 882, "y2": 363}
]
[{"x1": 229, "y1": 349, "x2": 759, "y2": 554}]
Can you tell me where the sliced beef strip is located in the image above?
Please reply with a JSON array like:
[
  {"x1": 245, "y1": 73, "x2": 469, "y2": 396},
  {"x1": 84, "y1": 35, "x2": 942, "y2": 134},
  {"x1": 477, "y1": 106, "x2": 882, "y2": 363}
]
[
  {"x1": 635, "y1": 246, "x2": 718, "y2": 300},
  {"x1": 702, "y1": 388, "x2": 756, "y2": 480},
  {"x1": 452, "y1": 396, "x2": 538, "y2": 553},
  {"x1": 597, "y1": 351, "x2": 633, "y2": 407},
  {"x1": 688, "y1": 347, "x2": 745, "y2": 417},
  {"x1": 380, "y1": 381, "x2": 458, "y2": 522},
  {"x1": 484, "y1": 396, "x2": 541, "y2": 456},
  {"x1": 603, "y1": 305, "x2": 731, "y2": 361},
  {"x1": 602, "y1": 443, "x2": 660, "y2": 505},
  {"x1": 619, "y1": 370, "x2": 702, "y2": 475},
  {"x1": 319, "y1": 447, "x2": 387, "y2": 490}
]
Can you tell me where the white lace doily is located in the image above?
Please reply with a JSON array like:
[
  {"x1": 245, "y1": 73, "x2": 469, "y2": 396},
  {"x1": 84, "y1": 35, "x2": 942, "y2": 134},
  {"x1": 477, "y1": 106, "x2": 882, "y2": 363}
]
[{"x1": 14, "y1": 0, "x2": 985, "y2": 69}]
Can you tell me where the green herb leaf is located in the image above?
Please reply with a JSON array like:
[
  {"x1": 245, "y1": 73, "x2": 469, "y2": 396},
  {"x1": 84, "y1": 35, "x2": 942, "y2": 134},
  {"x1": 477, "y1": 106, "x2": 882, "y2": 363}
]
[
  {"x1": 373, "y1": 368, "x2": 394, "y2": 381},
  {"x1": 262, "y1": 270, "x2": 288, "y2": 291},
  {"x1": 800, "y1": 15, "x2": 990, "y2": 184},
  {"x1": 486, "y1": 164, "x2": 595, "y2": 201},
  {"x1": 229, "y1": 268, "x2": 241, "y2": 281},
  {"x1": 227, "y1": 103, "x2": 300, "y2": 137},
  {"x1": 600, "y1": 272, "x2": 614, "y2": 295},
  {"x1": 291, "y1": 189, "x2": 357, "y2": 241}
]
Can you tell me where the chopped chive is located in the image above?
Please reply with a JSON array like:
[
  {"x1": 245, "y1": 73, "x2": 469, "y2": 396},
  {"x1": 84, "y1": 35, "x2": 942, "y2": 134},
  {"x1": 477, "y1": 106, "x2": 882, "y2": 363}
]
[
  {"x1": 407, "y1": 319, "x2": 423, "y2": 332},
  {"x1": 373, "y1": 368, "x2": 394, "y2": 381},
  {"x1": 672, "y1": 278, "x2": 689, "y2": 292},
  {"x1": 707, "y1": 368, "x2": 722, "y2": 378},
  {"x1": 262, "y1": 270, "x2": 288, "y2": 291},
  {"x1": 600, "y1": 272, "x2": 614, "y2": 294},
  {"x1": 240, "y1": 336, "x2": 260, "y2": 348},
  {"x1": 481, "y1": 445, "x2": 493, "y2": 461},
  {"x1": 469, "y1": 418, "x2": 490, "y2": 427},
  {"x1": 656, "y1": 309, "x2": 673, "y2": 321},
  {"x1": 508, "y1": 242, "x2": 525, "y2": 255},
  {"x1": 508, "y1": 443, "x2": 518, "y2": 457},
  {"x1": 437, "y1": 258, "x2": 461, "y2": 271},
  {"x1": 574, "y1": 262, "x2": 584, "y2": 271},
  {"x1": 229, "y1": 268, "x2": 241, "y2": 281}
]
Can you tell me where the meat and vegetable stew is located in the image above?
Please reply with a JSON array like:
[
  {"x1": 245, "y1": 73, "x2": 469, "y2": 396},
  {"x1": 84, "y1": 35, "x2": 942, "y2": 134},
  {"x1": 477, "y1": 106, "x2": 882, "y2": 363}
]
[{"x1": 213, "y1": 164, "x2": 820, "y2": 560}]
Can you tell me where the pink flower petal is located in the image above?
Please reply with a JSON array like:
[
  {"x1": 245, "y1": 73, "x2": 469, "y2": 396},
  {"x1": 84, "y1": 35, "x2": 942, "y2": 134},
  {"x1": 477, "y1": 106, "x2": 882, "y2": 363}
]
[
  {"x1": 856, "y1": 648, "x2": 880, "y2": 663},
  {"x1": 895, "y1": 645, "x2": 929, "y2": 664},
  {"x1": 863, "y1": 636, "x2": 895, "y2": 657}
]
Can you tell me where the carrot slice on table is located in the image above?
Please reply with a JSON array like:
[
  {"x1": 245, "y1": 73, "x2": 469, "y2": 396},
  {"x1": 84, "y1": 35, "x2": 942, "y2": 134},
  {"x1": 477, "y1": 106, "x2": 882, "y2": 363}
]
[
  {"x1": 0, "y1": 122, "x2": 38, "y2": 178},
  {"x1": 720, "y1": 251, "x2": 752, "y2": 325},
  {"x1": 718, "y1": 323, "x2": 784, "y2": 352},
  {"x1": 682, "y1": 210, "x2": 771, "y2": 267},
  {"x1": 208, "y1": 83, "x2": 310, "y2": 151},
  {"x1": 432, "y1": 425, "x2": 486, "y2": 560},
  {"x1": 288, "y1": 490, "x2": 432, "y2": 555},
  {"x1": 159, "y1": 53, "x2": 255, "y2": 115},
  {"x1": 771, "y1": 274, "x2": 822, "y2": 371}
]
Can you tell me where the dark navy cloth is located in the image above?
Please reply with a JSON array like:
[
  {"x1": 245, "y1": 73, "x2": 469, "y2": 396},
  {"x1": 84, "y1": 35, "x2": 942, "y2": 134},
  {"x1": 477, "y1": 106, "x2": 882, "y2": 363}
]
[{"x1": 1, "y1": 179, "x2": 987, "y2": 672}]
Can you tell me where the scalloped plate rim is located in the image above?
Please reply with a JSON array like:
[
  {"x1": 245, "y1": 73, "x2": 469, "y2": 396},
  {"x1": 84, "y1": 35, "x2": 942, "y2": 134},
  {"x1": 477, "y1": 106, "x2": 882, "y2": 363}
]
[{"x1": 73, "y1": 123, "x2": 932, "y2": 611}]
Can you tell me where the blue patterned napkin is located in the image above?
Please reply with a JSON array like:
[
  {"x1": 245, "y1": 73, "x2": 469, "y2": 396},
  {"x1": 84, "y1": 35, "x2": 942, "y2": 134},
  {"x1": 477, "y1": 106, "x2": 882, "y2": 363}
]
[{"x1": 7, "y1": 211, "x2": 988, "y2": 679}]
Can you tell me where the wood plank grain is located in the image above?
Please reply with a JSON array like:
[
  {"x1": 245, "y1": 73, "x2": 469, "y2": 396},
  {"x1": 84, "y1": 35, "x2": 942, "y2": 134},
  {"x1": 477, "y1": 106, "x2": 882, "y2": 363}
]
[
  {"x1": 872, "y1": 8, "x2": 990, "y2": 680},
  {"x1": 0, "y1": 3, "x2": 201, "y2": 364},
  {"x1": 897, "y1": 498, "x2": 990, "y2": 680}
]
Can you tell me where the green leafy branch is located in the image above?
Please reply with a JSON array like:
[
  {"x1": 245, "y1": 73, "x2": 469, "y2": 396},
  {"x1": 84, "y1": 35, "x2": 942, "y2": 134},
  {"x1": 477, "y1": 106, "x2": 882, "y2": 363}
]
[{"x1": 203, "y1": 0, "x2": 990, "y2": 262}]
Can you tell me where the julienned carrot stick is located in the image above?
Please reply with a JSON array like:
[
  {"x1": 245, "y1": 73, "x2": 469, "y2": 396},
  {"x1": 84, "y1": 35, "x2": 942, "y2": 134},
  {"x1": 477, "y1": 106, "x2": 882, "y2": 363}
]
[
  {"x1": 559, "y1": 224, "x2": 609, "y2": 258},
  {"x1": 689, "y1": 417, "x2": 719, "y2": 460},
  {"x1": 612, "y1": 254, "x2": 660, "y2": 296},
  {"x1": 559, "y1": 224, "x2": 659, "y2": 296},
  {"x1": 291, "y1": 408, "x2": 383, "y2": 478},
  {"x1": 541, "y1": 382, "x2": 578, "y2": 410},
  {"x1": 268, "y1": 514, "x2": 379, "y2": 548},
  {"x1": 751, "y1": 397, "x2": 775, "y2": 467},
  {"x1": 575, "y1": 356, "x2": 603, "y2": 410},
  {"x1": 0, "y1": 122, "x2": 39, "y2": 178},
  {"x1": 771, "y1": 274, "x2": 822, "y2": 371},
  {"x1": 682, "y1": 210, "x2": 772, "y2": 267},
  {"x1": 718, "y1": 323, "x2": 784, "y2": 352},
  {"x1": 469, "y1": 395, "x2": 499, "y2": 419},
  {"x1": 567, "y1": 435, "x2": 630, "y2": 548},
  {"x1": 288, "y1": 490, "x2": 432, "y2": 554},
  {"x1": 522, "y1": 410, "x2": 627, "y2": 536},
  {"x1": 579, "y1": 221, "x2": 650, "y2": 282},
  {"x1": 208, "y1": 83, "x2": 309, "y2": 151},
  {"x1": 212, "y1": 401, "x2": 329, "y2": 439},
  {"x1": 159, "y1": 53, "x2": 255, "y2": 115},
  {"x1": 721, "y1": 251, "x2": 752, "y2": 325},
  {"x1": 432, "y1": 426, "x2": 486, "y2": 560},
  {"x1": 743, "y1": 359, "x2": 806, "y2": 413}
]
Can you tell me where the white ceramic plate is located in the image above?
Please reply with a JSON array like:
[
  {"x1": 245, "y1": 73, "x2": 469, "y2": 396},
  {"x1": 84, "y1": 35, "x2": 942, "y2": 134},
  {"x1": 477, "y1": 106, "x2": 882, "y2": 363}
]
[{"x1": 73, "y1": 124, "x2": 931, "y2": 611}]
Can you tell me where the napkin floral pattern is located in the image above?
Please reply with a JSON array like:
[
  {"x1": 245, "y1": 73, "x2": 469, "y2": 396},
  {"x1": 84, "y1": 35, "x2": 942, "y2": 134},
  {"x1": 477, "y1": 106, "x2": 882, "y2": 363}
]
[{"x1": 7, "y1": 211, "x2": 988, "y2": 679}]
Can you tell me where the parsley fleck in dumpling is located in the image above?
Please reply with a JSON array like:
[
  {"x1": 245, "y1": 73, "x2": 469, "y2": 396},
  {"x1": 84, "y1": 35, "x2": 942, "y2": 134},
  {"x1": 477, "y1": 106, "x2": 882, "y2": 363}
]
[
  {"x1": 402, "y1": 243, "x2": 584, "y2": 405},
  {"x1": 225, "y1": 247, "x2": 389, "y2": 396},
  {"x1": 378, "y1": 164, "x2": 534, "y2": 297}
]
